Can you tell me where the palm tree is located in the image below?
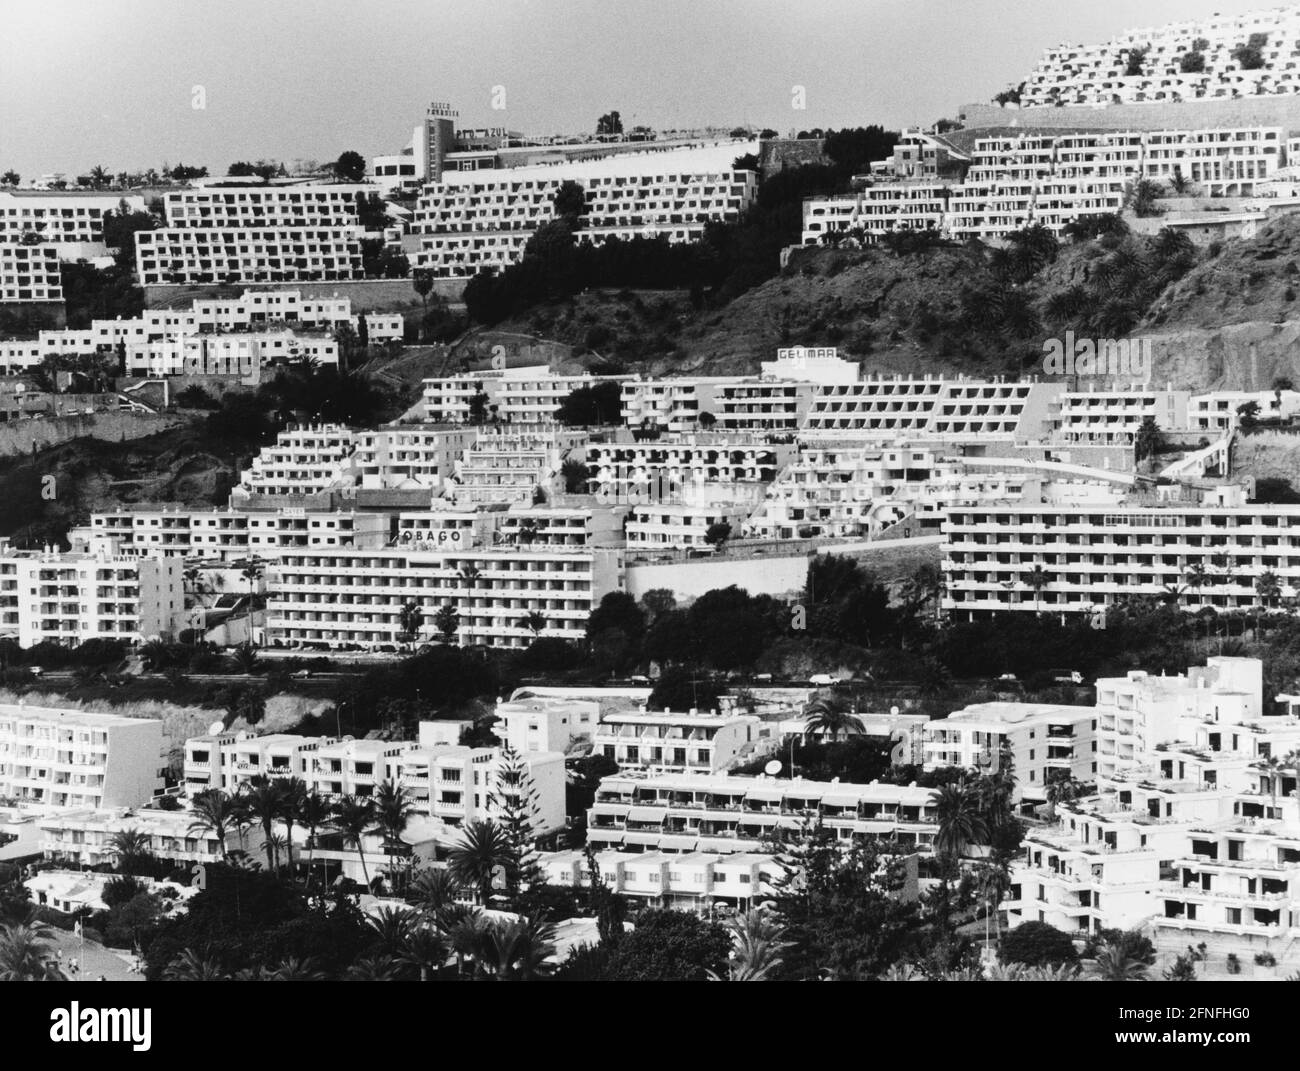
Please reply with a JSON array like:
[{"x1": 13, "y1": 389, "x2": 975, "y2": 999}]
[
  {"x1": 267, "y1": 956, "x2": 328, "y2": 981},
  {"x1": 365, "y1": 905, "x2": 418, "y2": 957},
  {"x1": 0, "y1": 923, "x2": 64, "y2": 980},
  {"x1": 373, "y1": 780, "x2": 417, "y2": 892},
  {"x1": 240, "y1": 775, "x2": 285, "y2": 873},
  {"x1": 107, "y1": 828, "x2": 152, "y2": 874},
  {"x1": 445, "y1": 907, "x2": 492, "y2": 977},
  {"x1": 802, "y1": 697, "x2": 865, "y2": 742},
  {"x1": 457, "y1": 563, "x2": 481, "y2": 593},
  {"x1": 397, "y1": 600, "x2": 425, "y2": 650},
  {"x1": 1025, "y1": 564, "x2": 1049, "y2": 615},
  {"x1": 298, "y1": 791, "x2": 332, "y2": 890},
  {"x1": 518, "y1": 610, "x2": 546, "y2": 638},
  {"x1": 163, "y1": 949, "x2": 228, "y2": 981},
  {"x1": 410, "y1": 868, "x2": 462, "y2": 925},
  {"x1": 188, "y1": 788, "x2": 235, "y2": 861},
  {"x1": 1256, "y1": 570, "x2": 1282, "y2": 636},
  {"x1": 277, "y1": 777, "x2": 307, "y2": 880},
  {"x1": 240, "y1": 560, "x2": 264, "y2": 646},
  {"x1": 448, "y1": 820, "x2": 512, "y2": 905},
  {"x1": 1044, "y1": 770, "x2": 1083, "y2": 820},
  {"x1": 346, "y1": 954, "x2": 400, "y2": 981},
  {"x1": 398, "y1": 927, "x2": 449, "y2": 981},
  {"x1": 475, "y1": 915, "x2": 557, "y2": 980},
  {"x1": 332, "y1": 797, "x2": 378, "y2": 888},
  {"x1": 228, "y1": 792, "x2": 253, "y2": 854},
  {"x1": 707, "y1": 909, "x2": 789, "y2": 981},
  {"x1": 974, "y1": 856, "x2": 1012, "y2": 942},
  {"x1": 934, "y1": 782, "x2": 988, "y2": 864},
  {"x1": 1094, "y1": 937, "x2": 1150, "y2": 980}
]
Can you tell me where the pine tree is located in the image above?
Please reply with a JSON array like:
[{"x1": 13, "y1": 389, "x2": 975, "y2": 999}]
[{"x1": 490, "y1": 746, "x2": 547, "y2": 910}]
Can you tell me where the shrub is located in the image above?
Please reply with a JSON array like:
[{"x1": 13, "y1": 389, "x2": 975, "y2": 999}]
[
  {"x1": 1000, "y1": 920, "x2": 1079, "y2": 967},
  {"x1": 1255, "y1": 951, "x2": 1277, "y2": 966}
]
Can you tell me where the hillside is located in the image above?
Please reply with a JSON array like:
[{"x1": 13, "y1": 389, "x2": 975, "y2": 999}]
[
  {"x1": 0, "y1": 419, "x2": 240, "y2": 547},
  {"x1": 489, "y1": 229, "x2": 1196, "y2": 379},
  {"x1": 1141, "y1": 214, "x2": 1300, "y2": 390}
]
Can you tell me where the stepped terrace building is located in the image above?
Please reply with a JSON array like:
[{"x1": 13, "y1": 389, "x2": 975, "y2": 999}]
[
  {"x1": 941, "y1": 482, "x2": 1300, "y2": 620},
  {"x1": 452, "y1": 428, "x2": 584, "y2": 506},
  {"x1": 586, "y1": 435, "x2": 792, "y2": 501},
  {"x1": 1014, "y1": 8, "x2": 1300, "y2": 108},
  {"x1": 352, "y1": 426, "x2": 476, "y2": 491},
  {"x1": 586, "y1": 772, "x2": 940, "y2": 856},
  {"x1": 1006, "y1": 657, "x2": 1300, "y2": 960},
  {"x1": 265, "y1": 544, "x2": 625, "y2": 650},
  {"x1": 0, "y1": 704, "x2": 164, "y2": 810},
  {"x1": 238, "y1": 423, "x2": 358, "y2": 497},
  {"x1": 420, "y1": 367, "x2": 633, "y2": 425},
  {"x1": 410, "y1": 145, "x2": 756, "y2": 278},
  {"x1": 0, "y1": 544, "x2": 182, "y2": 647}
]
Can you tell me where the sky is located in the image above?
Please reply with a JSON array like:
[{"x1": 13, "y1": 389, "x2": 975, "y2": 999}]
[{"x1": 0, "y1": 0, "x2": 1281, "y2": 178}]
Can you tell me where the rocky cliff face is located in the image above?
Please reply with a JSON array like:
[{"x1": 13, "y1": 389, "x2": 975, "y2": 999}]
[{"x1": 1141, "y1": 215, "x2": 1300, "y2": 390}]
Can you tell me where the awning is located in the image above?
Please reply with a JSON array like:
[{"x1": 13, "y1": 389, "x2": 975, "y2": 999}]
[
  {"x1": 587, "y1": 831, "x2": 624, "y2": 847},
  {"x1": 658, "y1": 835, "x2": 699, "y2": 851},
  {"x1": 622, "y1": 831, "x2": 664, "y2": 847},
  {"x1": 627, "y1": 807, "x2": 665, "y2": 824},
  {"x1": 592, "y1": 803, "x2": 630, "y2": 816},
  {"x1": 745, "y1": 787, "x2": 784, "y2": 802},
  {"x1": 819, "y1": 794, "x2": 862, "y2": 809}
]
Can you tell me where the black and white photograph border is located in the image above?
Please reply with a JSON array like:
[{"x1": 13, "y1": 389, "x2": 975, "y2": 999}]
[{"x1": 0, "y1": 0, "x2": 1298, "y2": 1045}]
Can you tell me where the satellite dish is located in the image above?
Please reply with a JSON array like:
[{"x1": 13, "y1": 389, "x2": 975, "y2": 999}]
[
  {"x1": 764, "y1": 759, "x2": 782, "y2": 776},
  {"x1": 208, "y1": 720, "x2": 225, "y2": 736},
  {"x1": 890, "y1": 706, "x2": 900, "y2": 717}
]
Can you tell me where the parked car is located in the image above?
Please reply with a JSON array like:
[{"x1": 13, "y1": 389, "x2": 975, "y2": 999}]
[
  {"x1": 809, "y1": 673, "x2": 840, "y2": 686},
  {"x1": 997, "y1": 673, "x2": 1018, "y2": 681},
  {"x1": 1051, "y1": 669, "x2": 1085, "y2": 685}
]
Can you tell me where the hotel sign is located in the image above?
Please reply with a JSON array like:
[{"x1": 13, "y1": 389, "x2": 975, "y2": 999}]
[{"x1": 776, "y1": 347, "x2": 838, "y2": 361}]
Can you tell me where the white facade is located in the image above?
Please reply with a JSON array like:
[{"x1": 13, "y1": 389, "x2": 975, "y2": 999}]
[
  {"x1": 593, "y1": 709, "x2": 768, "y2": 773},
  {"x1": 0, "y1": 546, "x2": 183, "y2": 647},
  {"x1": 0, "y1": 704, "x2": 163, "y2": 809}
]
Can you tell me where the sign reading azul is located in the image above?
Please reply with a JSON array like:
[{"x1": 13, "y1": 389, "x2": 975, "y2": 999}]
[{"x1": 776, "y1": 346, "x2": 838, "y2": 361}]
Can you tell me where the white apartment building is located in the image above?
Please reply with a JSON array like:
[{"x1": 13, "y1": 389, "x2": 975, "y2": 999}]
[
  {"x1": 1190, "y1": 388, "x2": 1300, "y2": 433},
  {"x1": 0, "y1": 703, "x2": 163, "y2": 809},
  {"x1": 586, "y1": 436, "x2": 793, "y2": 500},
  {"x1": 419, "y1": 367, "x2": 635, "y2": 425},
  {"x1": 540, "y1": 847, "x2": 789, "y2": 912},
  {"x1": 804, "y1": 126, "x2": 1284, "y2": 246},
  {"x1": 410, "y1": 145, "x2": 756, "y2": 278},
  {"x1": 1056, "y1": 387, "x2": 1192, "y2": 444},
  {"x1": 760, "y1": 347, "x2": 861, "y2": 386},
  {"x1": 78, "y1": 507, "x2": 389, "y2": 561},
  {"x1": 0, "y1": 545, "x2": 183, "y2": 647},
  {"x1": 265, "y1": 544, "x2": 625, "y2": 650},
  {"x1": 1007, "y1": 657, "x2": 1300, "y2": 958},
  {"x1": 400, "y1": 738, "x2": 565, "y2": 834},
  {"x1": 493, "y1": 696, "x2": 600, "y2": 754},
  {"x1": 593, "y1": 708, "x2": 768, "y2": 773},
  {"x1": 0, "y1": 191, "x2": 146, "y2": 246},
  {"x1": 625, "y1": 499, "x2": 756, "y2": 550},
  {"x1": 136, "y1": 227, "x2": 365, "y2": 287},
  {"x1": 453, "y1": 428, "x2": 584, "y2": 506},
  {"x1": 942, "y1": 483, "x2": 1300, "y2": 620},
  {"x1": 184, "y1": 730, "x2": 339, "y2": 794},
  {"x1": 135, "y1": 185, "x2": 375, "y2": 285},
  {"x1": 238, "y1": 423, "x2": 358, "y2": 497},
  {"x1": 0, "y1": 244, "x2": 63, "y2": 304},
  {"x1": 40, "y1": 806, "x2": 238, "y2": 868},
  {"x1": 923, "y1": 702, "x2": 1097, "y2": 804},
  {"x1": 395, "y1": 509, "x2": 498, "y2": 550},
  {"x1": 587, "y1": 772, "x2": 940, "y2": 856},
  {"x1": 714, "y1": 381, "x2": 817, "y2": 432},
  {"x1": 122, "y1": 329, "x2": 339, "y2": 377},
  {"x1": 1016, "y1": 8, "x2": 1300, "y2": 108},
  {"x1": 353, "y1": 425, "x2": 477, "y2": 491}
]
